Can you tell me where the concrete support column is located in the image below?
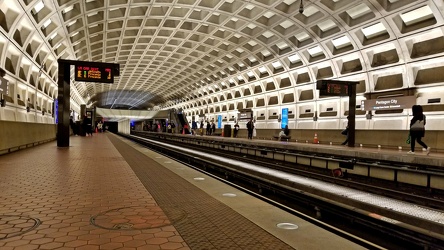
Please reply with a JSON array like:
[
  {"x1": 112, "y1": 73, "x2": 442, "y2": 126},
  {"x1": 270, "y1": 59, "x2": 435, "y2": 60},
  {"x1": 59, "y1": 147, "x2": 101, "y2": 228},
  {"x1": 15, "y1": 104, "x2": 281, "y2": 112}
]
[
  {"x1": 348, "y1": 84, "x2": 356, "y2": 147},
  {"x1": 118, "y1": 119, "x2": 130, "y2": 134},
  {"x1": 80, "y1": 104, "x2": 86, "y2": 119},
  {"x1": 93, "y1": 106, "x2": 97, "y2": 131},
  {"x1": 57, "y1": 61, "x2": 71, "y2": 147}
]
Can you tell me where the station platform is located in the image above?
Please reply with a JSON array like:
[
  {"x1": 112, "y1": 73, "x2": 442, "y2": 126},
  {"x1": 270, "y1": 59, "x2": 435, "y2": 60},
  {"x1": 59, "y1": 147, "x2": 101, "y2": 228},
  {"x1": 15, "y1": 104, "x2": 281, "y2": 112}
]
[
  {"x1": 170, "y1": 133, "x2": 444, "y2": 168},
  {"x1": 0, "y1": 133, "x2": 366, "y2": 250}
]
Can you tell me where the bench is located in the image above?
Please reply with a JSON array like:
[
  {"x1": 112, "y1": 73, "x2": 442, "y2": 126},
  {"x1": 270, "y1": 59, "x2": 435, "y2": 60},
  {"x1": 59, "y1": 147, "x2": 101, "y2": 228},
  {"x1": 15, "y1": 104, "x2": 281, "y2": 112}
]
[{"x1": 273, "y1": 135, "x2": 291, "y2": 141}]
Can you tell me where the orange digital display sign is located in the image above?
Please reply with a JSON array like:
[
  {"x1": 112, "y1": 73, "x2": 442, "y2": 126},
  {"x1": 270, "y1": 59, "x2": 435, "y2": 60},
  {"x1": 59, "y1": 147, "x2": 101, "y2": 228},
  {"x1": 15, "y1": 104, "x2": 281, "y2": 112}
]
[
  {"x1": 75, "y1": 64, "x2": 114, "y2": 83},
  {"x1": 317, "y1": 80, "x2": 358, "y2": 97},
  {"x1": 325, "y1": 83, "x2": 349, "y2": 95}
]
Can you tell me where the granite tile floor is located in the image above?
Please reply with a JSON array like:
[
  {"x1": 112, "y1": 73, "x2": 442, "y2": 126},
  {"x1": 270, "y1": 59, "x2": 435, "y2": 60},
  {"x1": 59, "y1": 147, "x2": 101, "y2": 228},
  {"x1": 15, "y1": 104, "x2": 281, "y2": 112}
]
[{"x1": 0, "y1": 134, "x2": 188, "y2": 250}]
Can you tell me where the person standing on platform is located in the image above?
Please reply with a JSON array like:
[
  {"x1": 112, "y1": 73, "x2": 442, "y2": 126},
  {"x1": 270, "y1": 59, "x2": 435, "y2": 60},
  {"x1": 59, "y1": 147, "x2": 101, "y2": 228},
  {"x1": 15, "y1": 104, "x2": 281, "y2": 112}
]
[
  {"x1": 278, "y1": 125, "x2": 290, "y2": 141},
  {"x1": 167, "y1": 123, "x2": 172, "y2": 133},
  {"x1": 234, "y1": 122, "x2": 240, "y2": 137},
  {"x1": 70, "y1": 116, "x2": 78, "y2": 136},
  {"x1": 83, "y1": 115, "x2": 93, "y2": 136},
  {"x1": 252, "y1": 120, "x2": 257, "y2": 138},
  {"x1": 191, "y1": 120, "x2": 197, "y2": 135},
  {"x1": 206, "y1": 121, "x2": 211, "y2": 135},
  {"x1": 408, "y1": 105, "x2": 430, "y2": 155},
  {"x1": 183, "y1": 123, "x2": 190, "y2": 134},
  {"x1": 171, "y1": 122, "x2": 175, "y2": 133},
  {"x1": 200, "y1": 120, "x2": 204, "y2": 136},
  {"x1": 211, "y1": 121, "x2": 216, "y2": 135},
  {"x1": 246, "y1": 118, "x2": 254, "y2": 139},
  {"x1": 283, "y1": 125, "x2": 290, "y2": 137},
  {"x1": 97, "y1": 121, "x2": 103, "y2": 133}
]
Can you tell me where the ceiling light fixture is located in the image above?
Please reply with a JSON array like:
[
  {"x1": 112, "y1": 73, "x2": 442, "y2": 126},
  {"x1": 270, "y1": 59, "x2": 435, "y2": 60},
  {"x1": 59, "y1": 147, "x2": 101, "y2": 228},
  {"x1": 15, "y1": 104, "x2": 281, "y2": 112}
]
[
  {"x1": 33, "y1": 1, "x2": 45, "y2": 14},
  {"x1": 42, "y1": 19, "x2": 52, "y2": 29}
]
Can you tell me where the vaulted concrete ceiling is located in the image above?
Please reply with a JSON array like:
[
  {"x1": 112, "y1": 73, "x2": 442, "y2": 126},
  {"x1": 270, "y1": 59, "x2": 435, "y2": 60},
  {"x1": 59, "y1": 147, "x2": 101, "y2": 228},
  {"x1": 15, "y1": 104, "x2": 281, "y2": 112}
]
[{"x1": 4, "y1": 0, "x2": 442, "y2": 110}]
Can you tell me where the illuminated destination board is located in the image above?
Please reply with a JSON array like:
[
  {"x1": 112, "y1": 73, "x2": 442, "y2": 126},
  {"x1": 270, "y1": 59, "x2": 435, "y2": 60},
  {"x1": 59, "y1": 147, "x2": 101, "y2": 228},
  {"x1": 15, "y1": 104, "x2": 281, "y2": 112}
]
[
  {"x1": 74, "y1": 62, "x2": 118, "y2": 83},
  {"x1": 325, "y1": 82, "x2": 348, "y2": 95},
  {"x1": 316, "y1": 80, "x2": 358, "y2": 96}
]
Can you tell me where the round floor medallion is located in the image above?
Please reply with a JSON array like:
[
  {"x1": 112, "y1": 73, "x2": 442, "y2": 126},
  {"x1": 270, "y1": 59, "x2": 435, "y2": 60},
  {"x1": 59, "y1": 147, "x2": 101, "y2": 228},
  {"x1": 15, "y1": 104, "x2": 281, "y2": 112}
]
[
  {"x1": 91, "y1": 206, "x2": 186, "y2": 230},
  {"x1": 0, "y1": 215, "x2": 41, "y2": 240}
]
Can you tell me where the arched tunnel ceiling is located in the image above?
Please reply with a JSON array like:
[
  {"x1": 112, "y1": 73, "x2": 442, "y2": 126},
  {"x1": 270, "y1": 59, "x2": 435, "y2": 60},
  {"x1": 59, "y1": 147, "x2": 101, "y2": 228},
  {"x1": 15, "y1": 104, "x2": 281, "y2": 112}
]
[{"x1": 4, "y1": 0, "x2": 444, "y2": 110}]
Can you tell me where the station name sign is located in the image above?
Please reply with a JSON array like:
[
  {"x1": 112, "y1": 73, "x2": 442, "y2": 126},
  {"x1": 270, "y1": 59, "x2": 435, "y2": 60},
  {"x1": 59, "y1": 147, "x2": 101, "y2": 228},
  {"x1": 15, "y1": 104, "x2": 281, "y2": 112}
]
[
  {"x1": 74, "y1": 61, "x2": 119, "y2": 84},
  {"x1": 361, "y1": 96, "x2": 416, "y2": 111}
]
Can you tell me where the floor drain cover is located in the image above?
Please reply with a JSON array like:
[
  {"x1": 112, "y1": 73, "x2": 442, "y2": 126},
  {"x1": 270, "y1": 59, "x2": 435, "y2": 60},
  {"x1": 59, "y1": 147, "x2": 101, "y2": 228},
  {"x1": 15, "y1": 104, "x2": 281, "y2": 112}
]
[
  {"x1": 0, "y1": 215, "x2": 41, "y2": 240},
  {"x1": 113, "y1": 223, "x2": 133, "y2": 229},
  {"x1": 91, "y1": 206, "x2": 186, "y2": 230}
]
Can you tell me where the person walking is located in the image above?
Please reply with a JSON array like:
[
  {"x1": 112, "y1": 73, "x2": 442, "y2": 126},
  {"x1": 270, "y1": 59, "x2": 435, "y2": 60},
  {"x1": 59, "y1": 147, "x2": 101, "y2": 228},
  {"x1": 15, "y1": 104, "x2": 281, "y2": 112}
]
[
  {"x1": 246, "y1": 118, "x2": 254, "y2": 139},
  {"x1": 408, "y1": 105, "x2": 430, "y2": 155}
]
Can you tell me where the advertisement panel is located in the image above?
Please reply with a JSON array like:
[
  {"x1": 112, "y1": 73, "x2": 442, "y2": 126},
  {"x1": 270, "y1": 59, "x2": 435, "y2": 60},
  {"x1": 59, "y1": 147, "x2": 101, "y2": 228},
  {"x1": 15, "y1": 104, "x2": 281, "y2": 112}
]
[
  {"x1": 54, "y1": 100, "x2": 58, "y2": 124},
  {"x1": 217, "y1": 115, "x2": 222, "y2": 129},
  {"x1": 281, "y1": 108, "x2": 288, "y2": 129}
]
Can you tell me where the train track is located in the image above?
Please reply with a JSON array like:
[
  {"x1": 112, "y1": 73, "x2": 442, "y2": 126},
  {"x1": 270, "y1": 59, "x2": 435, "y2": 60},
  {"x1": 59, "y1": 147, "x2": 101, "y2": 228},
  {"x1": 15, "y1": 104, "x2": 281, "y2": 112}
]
[
  {"x1": 141, "y1": 132, "x2": 444, "y2": 208},
  {"x1": 184, "y1": 139, "x2": 444, "y2": 209},
  {"x1": 124, "y1": 132, "x2": 444, "y2": 250}
]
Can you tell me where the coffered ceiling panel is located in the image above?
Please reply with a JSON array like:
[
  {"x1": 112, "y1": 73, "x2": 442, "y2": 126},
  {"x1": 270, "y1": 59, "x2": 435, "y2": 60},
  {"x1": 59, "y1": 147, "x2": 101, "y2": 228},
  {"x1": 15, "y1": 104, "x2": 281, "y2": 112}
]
[{"x1": 1, "y1": 0, "x2": 442, "y2": 110}]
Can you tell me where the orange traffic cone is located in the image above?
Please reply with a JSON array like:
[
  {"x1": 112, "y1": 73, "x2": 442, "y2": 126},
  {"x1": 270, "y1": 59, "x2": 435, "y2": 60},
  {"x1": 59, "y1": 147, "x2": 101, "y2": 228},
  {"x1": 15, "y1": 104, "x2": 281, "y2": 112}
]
[
  {"x1": 95, "y1": 127, "x2": 98, "y2": 133},
  {"x1": 221, "y1": 130, "x2": 224, "y2": 137},
  {"x1": 313, "y1": 133, "x2": 319, "y2": 144}
]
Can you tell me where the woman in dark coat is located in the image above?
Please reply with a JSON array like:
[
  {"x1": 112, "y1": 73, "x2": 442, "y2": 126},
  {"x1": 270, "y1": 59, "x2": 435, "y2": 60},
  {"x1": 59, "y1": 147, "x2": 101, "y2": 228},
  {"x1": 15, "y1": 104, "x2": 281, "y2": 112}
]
[
  {"x1": 409, "y1": 105, "x2": 430, "y2": 155},
  {"x1": 246, "y1": 118, "x2": 254, "y2": 139}
]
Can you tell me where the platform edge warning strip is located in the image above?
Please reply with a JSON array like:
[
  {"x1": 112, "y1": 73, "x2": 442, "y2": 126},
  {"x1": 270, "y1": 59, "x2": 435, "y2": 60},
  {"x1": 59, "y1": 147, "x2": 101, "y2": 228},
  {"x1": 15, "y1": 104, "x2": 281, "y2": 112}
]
[{"x1": 107, "y1": 134, "x2": 294, "y2": 250}]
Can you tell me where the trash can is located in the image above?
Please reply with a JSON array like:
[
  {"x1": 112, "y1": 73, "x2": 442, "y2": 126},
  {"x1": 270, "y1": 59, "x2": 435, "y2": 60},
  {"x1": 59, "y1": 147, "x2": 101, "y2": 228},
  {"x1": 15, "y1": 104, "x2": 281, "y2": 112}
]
[{"x1": 223, "y1": 124, "x2": 231, "y2": 137}]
